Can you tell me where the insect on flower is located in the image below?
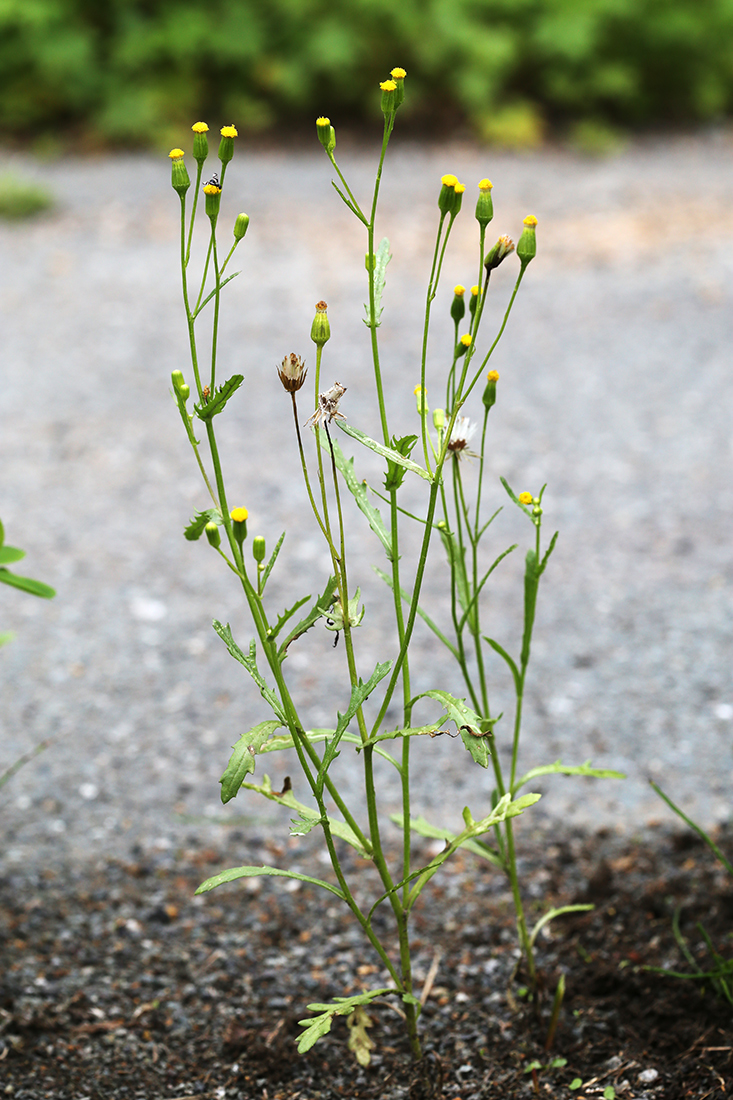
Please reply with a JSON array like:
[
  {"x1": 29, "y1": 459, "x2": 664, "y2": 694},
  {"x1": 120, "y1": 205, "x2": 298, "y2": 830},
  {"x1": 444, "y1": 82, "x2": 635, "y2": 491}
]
[
  {"x1": 305, "y1": 381, "x2": 347, "y2": 428},
  {"x1": 204, "y1": 173, "x2": 221, "y2": 190}
]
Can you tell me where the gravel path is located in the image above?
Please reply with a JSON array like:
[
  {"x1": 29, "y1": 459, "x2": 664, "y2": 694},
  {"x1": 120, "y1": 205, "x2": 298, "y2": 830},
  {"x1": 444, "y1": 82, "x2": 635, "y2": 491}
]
[{"x1": 1, "y1": 132, "x2": 732, "y2": 871}]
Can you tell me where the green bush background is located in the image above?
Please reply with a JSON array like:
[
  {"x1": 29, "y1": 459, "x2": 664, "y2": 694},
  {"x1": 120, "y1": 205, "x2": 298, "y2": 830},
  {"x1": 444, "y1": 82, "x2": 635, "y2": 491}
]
[{"x1": 2, "y1": 0, "x2": 733, "y2": 147}]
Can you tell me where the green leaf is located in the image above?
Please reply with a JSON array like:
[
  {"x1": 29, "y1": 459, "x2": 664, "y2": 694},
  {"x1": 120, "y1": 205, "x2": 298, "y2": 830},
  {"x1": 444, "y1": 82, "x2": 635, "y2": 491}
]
[
  {"x1": 261, "y1": 530, "x2": 285, "y2": 589},
  {"x1": 318, "y1": 661, "x2": 392, "y2": 794},
  {"x1": 268, "y1": 595, "x2": 311, "y2": 641},
  {"x1": 500, "y1": 476, "x2": 532, "y2": 516},
  {"x1": 337, "y1": 422, "x2": 432, "y2": 482},
  {"x1": 184, "y1": 507, "x2": 221, "y2": 540},
  {"x1": 363, "y1": 236, "x2": 391, "y2": 329},
  {"x1": 0, "y1": 546, "x2": 25, "y2": 564},
  {"x1": 240, "y1": 774, "x2": 369, "y2": 856},
  {"x1": 195, "y1": 863, "x2": 345, "y2": 899},
  {"x1": 456, "y1": 543, "x2": 517, "y2": 633},
  {"x1": 278, "y1": 575, "x2": 338, "y2": 659},
  {"x1": 194, "y1": 374, "x2": 244, "y2": 420},
  {"x1": 373, "y1": 566, "x2": 458, "y2": 657},
  {"x1": 219, "y1": 719, "x2": 282, "y2": 802},
  {"x1": 484, "y1": 635, "x2": 521, "y2": 693},
  {"x1": 513, "y1": 760, "x2": 626, "y2": 794},
  {"x1": 0, "y1": 569, "x2": 55, "y2": 598},
  {"x1": 212, "y1": 622, "x2": 286, "y2": 721},
  {"x1": 317, "y1": 434, "x2": 392, "y2": 558},
  {"x1": 297, "y1": 988, "x2": 395, "y2": 1054},
  {"x1": 0, "y1": 519, "x2": 4, "y2": 547},
  {"x1": 539, "y1": 529, "x2": 559, "y2": 575},
  {"x1": 411, "y1": 689, "x2": 497, "y2": 768},
  {"x1": 391, "y1": 812, "x2": 505, "y2": 871},
  {"x1": 383, "y1": 433, "x2": 418, "y2": 492},
  {"x1": 192, "y1": 271, "x2": 240, "y2": 317},
  {"x1": 262, "y1": 728, "x2": 400, "y2": 772},
  {"x1": 528, "y1": 904, "x2": 594, "y2": 948}
]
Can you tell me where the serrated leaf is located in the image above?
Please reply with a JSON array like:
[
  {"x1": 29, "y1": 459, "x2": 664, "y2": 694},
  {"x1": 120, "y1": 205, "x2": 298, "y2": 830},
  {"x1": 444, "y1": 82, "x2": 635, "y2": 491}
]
[
  {"x1": 0, "y1": 546, "x2": 25, "y2": 564},
  {"x1": 317, "y1": 434, "x2": 392, "y2": 558},
  {"x1": 195, "y1": 863, "x2": 345, "y2": 899},
  {"x1": 412, "y1": 689, "x2": 496, "y2": 767},
  {"x1": 384, "y1": 433, "x2": 418, "y2": 492},
  {"x1": 338, "y1": 422, "x2": 432, "y2": 482},
  {"x1": 194, "y1": 374, "x2": 244, "y2": 420},
  {"x1": 219, "y1": 720, "x2": 282, "y2": 802},
  {"x1": 278, "y1": 575, "x2": 338, "y2": 659},
  {"x1": 184, "y1": 507, "x2": 221, "y2": 541},
  {"x1": 212, "y1": 622, "x2": 286, "y2": 721},
  {"x1": 261, "y1": 530, "x2": 285, "y2": 589},
  {"x1": 297, "y1": 988, "x2": 395, "y2": 1054},
  {"x1": 0, "y1": 569, "x2": 55, "y2": 598}
]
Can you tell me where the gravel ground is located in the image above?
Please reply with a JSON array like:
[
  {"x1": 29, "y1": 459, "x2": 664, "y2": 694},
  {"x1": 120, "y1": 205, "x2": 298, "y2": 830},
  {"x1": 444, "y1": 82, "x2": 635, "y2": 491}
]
[{"x1": 1, "y1": 131, "x2": 732, "y2": 872}]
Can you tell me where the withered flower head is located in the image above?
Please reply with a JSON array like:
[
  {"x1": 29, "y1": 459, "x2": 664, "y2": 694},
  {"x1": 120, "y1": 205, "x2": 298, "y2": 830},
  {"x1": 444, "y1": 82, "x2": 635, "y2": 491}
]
[{"x1": 277, "y1": 353, "x2": 308, "y2": 393}]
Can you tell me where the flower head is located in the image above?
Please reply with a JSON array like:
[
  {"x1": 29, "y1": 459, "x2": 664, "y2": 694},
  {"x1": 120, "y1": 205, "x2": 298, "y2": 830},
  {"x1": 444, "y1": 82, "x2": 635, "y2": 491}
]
[
  {"x1": 168, "y1": 148, "x2": 185, "y2": 160},
  {"x1": 390, "y1": 67, "x2": 407, "y2": 79},
  {"x1": 277, "y1": 352, "x2": 308, "y2": 393},
  {"x1": 191, "y1": 122, "x2": 209, "y2": 134},
  {"x1": 220, "y1": 124, "x2": 238, "y2": 138},
  {"x1": 230, "y1": 507, "x2": 249, "y2": 522},
  {"x1": 518, "y1": 491, "x2": 533, "y2": 505},
  {"x1": 447, "y1": 416, "x2": 478, "y2": 460},
  {"x1": 487, "y1": 370, "x2": 499, "y2": 382}
]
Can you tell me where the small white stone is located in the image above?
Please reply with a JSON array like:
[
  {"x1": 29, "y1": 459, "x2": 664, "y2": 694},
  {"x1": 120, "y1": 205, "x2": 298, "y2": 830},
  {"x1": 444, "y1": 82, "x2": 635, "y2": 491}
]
[
  {"x1": 79, "y1": 782, "x2": 99, "y2": 801},
  {"x1": 638, "y1": 1068, "x2": 659, "y2": 1084}
]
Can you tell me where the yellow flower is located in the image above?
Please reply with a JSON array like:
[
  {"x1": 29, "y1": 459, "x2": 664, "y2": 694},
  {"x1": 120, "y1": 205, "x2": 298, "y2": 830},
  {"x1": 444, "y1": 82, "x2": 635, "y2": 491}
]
[
  {"x1": 220, "y1": 124, "x2": 238, "y2": 138},
  {"x1": 230, "y1": 507, "x2": 249, "y2": 522},
  {"x1": 390, "y1": 67, "x2": 407, "y2": 79},
  {"x1": 379, "y1": 79, "x2": 397, "y2": 92},
  {"x1": 413, "y1": 384, "x2": 426, "y2": 396},
  {"x1": 460, "y1": 334, "x2": 472, "y2": 347},
  {"x1": 441, "y1": 173, "x2": 458, "y2": 188},
  {"x1": 487, "y1": 370, "x2": 499, "y2": 382},
  {"x1": 168, "y1": 148, "x2": 185, "y2": 160},
  {"x1": 471, "y1": 285, "x2": 480, "y2": 297},
  {"x1": 478, "y1": 179, "x2": 493, "y2": 191},
  {"x1": 191, "y1": 122, "x2": 209, "y2": 133},
  {"x1": 518, "y1": 492, "x2": 533, "y2": 505},
  {"x1": 454, "y1": 285, "x2": 466, "y2": 297},
  {"x1": 316, "y1": 116, "x2": 331, "y2": 127},
  {"x1": 523, "y1": 214, "x2": 538, "y2": 227},
  {"x1": 454, "y1": 182, "x2": 466, "y2": 195}
]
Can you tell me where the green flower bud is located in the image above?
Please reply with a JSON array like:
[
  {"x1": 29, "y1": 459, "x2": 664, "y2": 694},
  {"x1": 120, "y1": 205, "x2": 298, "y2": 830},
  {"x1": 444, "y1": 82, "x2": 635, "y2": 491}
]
[
  {"x1": 390, "y1": 67, "x2": 407, "y2": 108},
  {"x1": 233, "y1": 213, "x2": 249, "y2": 241},
  {"x1": 169, "y1": 150, "x2": 190, "y2": 196},
  {"x1": 482, "y1": 371, "x2": 499, "y2": 410},
  {"x1": 456, "y1": 334, "x2": 472, "y2": 357},
  {"x1": 469, "y1": 285, "x2": 480, "y2": 317},
  {"x1": 450, "y1": 285, "x2": 466, "y2": 323},
  {"x1": 253, "y1": 536, "x2": 266, "y2": 563},
  {"x1": 218, "y1": 124, "x2": 238, "y2": 165},
  {"x1": 205, "y1": 521, "x2": 221, "y2": 549},
  {"x1": 230, "y1": 507, "x2": 248, "y2": 546},
  {"x1": 311, "y1": 301, "x2": 331, "y2": 347},
  {"x1": 475, "y1": 179, "x2": 494, "y2": 228},
  {"x1": 380, "y1": 78, "x2": 397, "y2": 115},
  {"x1": 517, "y1": 215, "x2": 537, "y2": 268},
  {"x1": 414, "y1": 384, "x2": 428, "y2": 416},
  {"x1": 171, "y1": 370, "x2": 190, "y2": 401},
  {"x1": 433, "y1": 407, "x2": 445, "y2": 430},
  {"x1": 191, "y1": 122, "x2": 209, "y2": 164},
  {"x1": 437, "y1": 175, "x2": 465, "y2": 218},
  {"x1": 203, "y1": 176, "x2": 221, "y2": 220},
  {"x1": 316, "y1": 117, "x2": 336, "y2": 154}
]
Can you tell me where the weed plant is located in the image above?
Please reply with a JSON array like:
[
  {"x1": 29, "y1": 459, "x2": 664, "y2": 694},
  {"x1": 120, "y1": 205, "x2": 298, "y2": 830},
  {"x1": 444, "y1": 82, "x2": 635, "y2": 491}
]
[{"x1": 168, "y1": 72, "x2": 622, "y2": 1062}]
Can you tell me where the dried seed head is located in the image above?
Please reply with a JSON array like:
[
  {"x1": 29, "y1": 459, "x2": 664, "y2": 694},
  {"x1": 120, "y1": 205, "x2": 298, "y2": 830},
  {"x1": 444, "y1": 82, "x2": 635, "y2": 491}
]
[
  {"x1": 447, "y1": 416, "x2": 478, "y2": 460},
  {"x1": 277, "y1": 353, "x2": 308, "y2": 393},
  {"x1": 306, "y1": 381, "x2": 347, "y2": 428}
]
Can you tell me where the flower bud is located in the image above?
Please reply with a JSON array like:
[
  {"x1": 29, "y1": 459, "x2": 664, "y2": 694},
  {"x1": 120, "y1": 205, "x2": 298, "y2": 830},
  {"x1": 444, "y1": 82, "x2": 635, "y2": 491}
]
[
  {"x1": 191, "y1": 122, "x2": 209, "y2": 164},
  {"x1": 205, "y1": 521, "x2": 221, "y2": 549},
  {"x1": 203, "y1": 175, "x2": 221, "y2": 219},
  {"x1": 233, "y1": 213, "x2": 249, "y2": 241},
  {"x1": 475, "y1": 179, "x2": 494, "y2": 228},
  {"x1": 450, "y1": 285, "x2": 466, "y2": 323},
  {"x1": 390, "y1": 67, "x2": 407, "y2": 108},
  {"x1": 310, "y1": 301, "x2": 331, "y2": 347},
  {"x1": 171, "y1": 370, "x2": 190, "y2": 401},
  {"x1": 517, "y1": 215, "x2": 537, "y2": 268},
  {"x1": 414, "y1": 384, "x2": 428, "y2": 416},
  {"x1": 433, "y1": 407, "x2": 445, "y2": 430},
  {"x1": 218, "y1": 124, "x2": 238, "y2": 165},
  {"x1": 482, "y1": 370, "x2": 499, "y2": 410},
  {"x1": 484, "y1": 235, "x2": 515, "y2": 272},
  {"x1": 316, "y1": 117, "x2": 336, "y2": 154},
  {"x1": 380, "y1": 78, "x2": 397, "y2": 115},
  {"x1": 252, "y1": 536, "x2": 266, "y2": 563},
  {"x1": 277, "y1": 353, "x2": 308, "y2": 393},
  {"x1": 438, "y1": 174, "x2": 457, "y2": 216},
  {"x1": 169, "y1": 149, "x2": 190, "y2": 196},
  {"x1": 469, "y1": 285, "x2": 480, "y2": 317},
  {"x1": 518, "y1": 492, "x2": 533, "y2": 505},
  {"x1": 230, "y1": 507, "x2": 248, "y2": 546},
  {"x1": 456, "y1": 333, "x2": 472, "y2": 357}
]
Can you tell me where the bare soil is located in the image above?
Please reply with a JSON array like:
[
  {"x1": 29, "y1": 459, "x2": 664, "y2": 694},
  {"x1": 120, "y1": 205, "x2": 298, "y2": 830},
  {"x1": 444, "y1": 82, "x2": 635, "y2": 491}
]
[{"x1": 1, "y1": 825, "x2": 731, "y2": 1099}]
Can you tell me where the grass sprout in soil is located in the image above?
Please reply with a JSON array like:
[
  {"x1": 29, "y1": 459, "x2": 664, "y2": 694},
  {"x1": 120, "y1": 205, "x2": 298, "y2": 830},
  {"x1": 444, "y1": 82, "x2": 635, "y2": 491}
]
[{"x1": 1, "y1": 825, "x2": 731, "y2": 1099}]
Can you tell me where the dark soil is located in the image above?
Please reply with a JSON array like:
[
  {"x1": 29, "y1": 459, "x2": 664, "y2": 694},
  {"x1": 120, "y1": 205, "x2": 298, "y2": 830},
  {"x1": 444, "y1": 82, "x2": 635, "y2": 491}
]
[{"x1": 1, "y1": 825, "x2": 731, "y2": 1099}]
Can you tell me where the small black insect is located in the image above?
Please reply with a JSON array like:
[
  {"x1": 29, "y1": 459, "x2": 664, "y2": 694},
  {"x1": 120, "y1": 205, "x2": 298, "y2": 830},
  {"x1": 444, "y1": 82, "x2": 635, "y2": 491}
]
[{"x1": 204, "y1": 173, "x2": 221, "y2": 189}]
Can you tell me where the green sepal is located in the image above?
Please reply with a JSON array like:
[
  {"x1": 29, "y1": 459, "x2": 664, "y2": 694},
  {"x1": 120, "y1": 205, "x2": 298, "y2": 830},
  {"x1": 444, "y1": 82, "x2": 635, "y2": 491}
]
[
  {"x1": 194, "y1": 374, "x2": 244, "y2": 420},
  {"x1": 0, "y1": 569, "x2": 55, "y2": 598},
  {"x1": 363, "y1": 237, "x2": 391, "y2": 329},
  {"x1": 411, "y1": 688, "x2": 497, "y2": 767},
  {"x1": 196, "y1": 862, "x2": 346, "y2": 900},
  {"x1": 184, "y1": 508, "x2": 221, "y2": 541},
  {"x1": 0, "y1": 546, "x2": 24, "y2": 564},
  {"x1": 219, "y1": 720, "x2": 282, "y2": 802},
  {"x1": 278, "y1": 575, "x2": 338, "y2": 659},
  {"x1": 212, "y1": 623, "x2": 286, "y2": 721},
  {"x1": 383, "y1": 434, "x2": 418, "y2": 492}
]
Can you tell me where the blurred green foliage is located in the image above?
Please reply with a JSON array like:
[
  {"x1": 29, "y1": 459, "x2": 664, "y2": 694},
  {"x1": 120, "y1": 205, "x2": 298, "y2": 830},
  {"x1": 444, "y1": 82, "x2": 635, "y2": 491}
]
[{"x1": 1, "y1": 0, "x2": 732, "y2": 146}]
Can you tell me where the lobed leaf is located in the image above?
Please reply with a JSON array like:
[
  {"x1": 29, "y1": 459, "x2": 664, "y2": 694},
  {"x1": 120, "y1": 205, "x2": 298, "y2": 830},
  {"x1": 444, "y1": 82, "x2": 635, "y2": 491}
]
[
  {"x1": 184, "y1": 507, "x2": 220, "y2": 541},
  {"x1": 212, "y1": 622, "x2": 286, "y2": 721},
  {"x1": 194, "y1": 373, "x2": 244, "y2": 420},
  {"x1": 219, "y1": 719, "x2": 282, "y2": 802}
]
